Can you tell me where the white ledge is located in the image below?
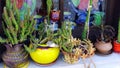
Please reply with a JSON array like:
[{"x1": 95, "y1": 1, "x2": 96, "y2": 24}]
[{"x1": 0, "y1": 53, "x2": 120, "y2": 68}]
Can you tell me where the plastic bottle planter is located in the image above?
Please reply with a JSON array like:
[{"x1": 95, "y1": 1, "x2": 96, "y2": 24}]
[
  {"x1": 113, "y1": 40, "x2": 120, "y2": 53},
  {"x1": 95, "y1": 41, "x2": 112, "y2": 55},
  {"x1": 30, "y1": 44, "x2": 60, "y2": 65},
  {"x1": 2, "y1": 44, "x2": 29, "y2": 68}
]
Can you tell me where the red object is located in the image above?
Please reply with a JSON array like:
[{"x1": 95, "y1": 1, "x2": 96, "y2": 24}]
[
  {"x1": 113, "y1": 40, "x2": 120, "y2": 53},
  {"x1": 11, "y1": 0, "x2": 24, "y2": 9},
  {"x1": 51, "y1": 10, "x2": 60, "y2": 22},
  {"x1": 78, "y1": 0, "x2": 89, "y2": 11}
]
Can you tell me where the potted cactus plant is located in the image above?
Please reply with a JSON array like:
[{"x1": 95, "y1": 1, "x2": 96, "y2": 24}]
[
  {"x1": 80, "y1": 0, "x2": 96, "y2": 67},
  {"x1": 113, "y1": 17, "x2": 120, "y2": 52},
  {"x1": 54, "y1": 20, "x2": 95, "y2": 65},
  {"x1": 0, "y1": 0, "x2": 36, "y2": 67},
  {"x1": 53, "y1": 20, "x2": 81, "y2": 64},
  {"x1": 24, "y1": 0, "x2": 60, "y2": 65},
  {"x1": 53, "y1": 0, "x2": 95, "y2": 65},
  {"x1": 91, "y1": 25, "x2": 115, "y2": 55},
  {"x1": 24, "y1": 19, "x2": 60, "y2": 65}
]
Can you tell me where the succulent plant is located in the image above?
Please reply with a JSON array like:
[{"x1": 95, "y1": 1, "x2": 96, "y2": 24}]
[
  {"x1": 89, "y1": 25, "x2": 115, "y2": 43},
  {"x1": 0, "y1": 0, "x2": 36, "y2": 45},
  {"x1": 53, "y1": 21, "x2": 78, "y2": 53},
  {"x1": 24, "y1": 19, "x2": 59, "y2": 53}
]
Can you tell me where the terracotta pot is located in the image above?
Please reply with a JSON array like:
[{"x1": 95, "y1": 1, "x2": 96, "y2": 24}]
[
  {"x1": 2, "y1": 44, "x2": 29, "y2": 68},
  {"x1": 61, "y1": 50, "x2": 80, "y2": 64},
  {"x1": 95, "y1": 41, "x2": 112, "y2": 54},
  {"x1": 30, "y1": 44, "x2": 60, "y2": 65},
  {"x1": 113, "y1": 40, "x2": 120, "y2": 53}
]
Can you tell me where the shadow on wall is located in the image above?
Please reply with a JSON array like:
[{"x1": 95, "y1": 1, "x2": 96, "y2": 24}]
[{"x1": 0, "y1": 0, "x2": 6, "y2": 62}]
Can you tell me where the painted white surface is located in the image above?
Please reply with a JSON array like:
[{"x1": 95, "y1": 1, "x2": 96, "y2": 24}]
[{"x1": 0, "y1": 53, "x2": 120, "y2": 68}]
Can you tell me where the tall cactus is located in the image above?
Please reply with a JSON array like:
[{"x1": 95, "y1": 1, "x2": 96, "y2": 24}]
[
  {"x1": 0, "y1": 0, "x2": 36, "y2": 45},
  {"x1": 118, "y1": 18, "x2": 120, "y2": 43},
  {"x1": 46, "y1": 0, "x2": 53, "y2": 24},
  {"x1": 82, "y1": 0, "x2": 93, "y2": 40}
]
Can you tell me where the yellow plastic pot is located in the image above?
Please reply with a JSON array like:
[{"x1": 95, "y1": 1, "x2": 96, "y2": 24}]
[{"x1": 30, "y1": 44, "x2": 60, "y2": 65}]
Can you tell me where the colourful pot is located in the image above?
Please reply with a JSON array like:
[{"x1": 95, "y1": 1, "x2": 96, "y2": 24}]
[
  {"x1": 2, "y1": 44, "x2": 29, "y2": 68},
  {"x1": 95, "y1": 41, "x2": 112, "y2": 54},
  {"x1": 30, "y1": 44, "x2": 60, "y2": 65},
  {"x1": 113, "y1": 40, "x2": 120, "y2": 53}
]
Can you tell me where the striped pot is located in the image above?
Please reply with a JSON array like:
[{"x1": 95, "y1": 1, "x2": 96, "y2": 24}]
[{"x1": 2, "y1": 44, "x2": 29, "y2": 68}]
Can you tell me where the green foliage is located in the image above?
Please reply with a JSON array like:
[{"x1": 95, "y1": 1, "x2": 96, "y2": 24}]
[
  {"x1": 25, "y1": 19, "x2": 59, "y2": 53},
  {"x1": 53, "y1": 21, "x2": 78, "y2": 53},
  {"x1": 82, "y1": 0, "x2": 93, "y2": 40},
  {"x1": 0, "y1": 0, "x2": 36, "y2": 45},
  {"x1": 93, "y1": 12, "x2": 104, "y2": 26}
]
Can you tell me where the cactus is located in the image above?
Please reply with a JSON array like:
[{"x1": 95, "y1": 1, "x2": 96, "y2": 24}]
[
  {"x1": 82, "y1": 0, "x2": 93, "y2": 40},
  {"x1": 46, "y1": 0, "x2": 53, "y2": 24},
  {"x1": 0, "y1": 0, "x2": 36, "y2": 45},
  {"x1": 118, "y1": 18, "x2": 120, "y2": 43},
  {"x1": 24, "y1": 19, "x2": 59, "y2": 53},
  {"x1": 52, "y1": 21, "x2": 79, "y2": 53}
]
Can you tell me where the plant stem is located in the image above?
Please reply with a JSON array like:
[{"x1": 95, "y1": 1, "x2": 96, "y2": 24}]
[
  {"x1": 118, "y1": 18, "x2": 120, "y2": 43},
  {"x1": 82, "y1": 0, "x2": 92, "y2": 40},
  {"x1": 47, "y1": 0, "x2": 52, "y2": 24}
]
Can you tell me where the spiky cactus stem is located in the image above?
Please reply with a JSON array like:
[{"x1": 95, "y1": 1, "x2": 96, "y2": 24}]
[
  {"x1": 82, "y1": 0, "x2": 92, "y2": 40},
  {"x1": 118, "y1": 18, "x2": 120, "y2": 43},
  {"x1": 46, "y1": 0, "x2": 52, "y2": 24}
]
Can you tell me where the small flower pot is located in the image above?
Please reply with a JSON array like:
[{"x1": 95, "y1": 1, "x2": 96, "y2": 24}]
[
  {"x1": 113, "y1": 40, "x2": 120, "y2": 53},
  {"x1": 95, "y1": 41, "x2": 112, "y2": 55},
  {"x1": 30, "y1": 44, "x2": 60, "y2": 65}
]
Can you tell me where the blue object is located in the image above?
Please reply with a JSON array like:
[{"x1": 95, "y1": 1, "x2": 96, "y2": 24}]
[
  {"x1": 34, "y1": 16, "x2": 44, "y2": 30},
  {"x1": 68, "y1": 0, "x2": 105, "y2": 26}
]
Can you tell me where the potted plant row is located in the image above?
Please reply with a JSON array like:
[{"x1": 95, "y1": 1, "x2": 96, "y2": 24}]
[{"x1": 0, "y1": 0, "x2": 36, "y2": 67}]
